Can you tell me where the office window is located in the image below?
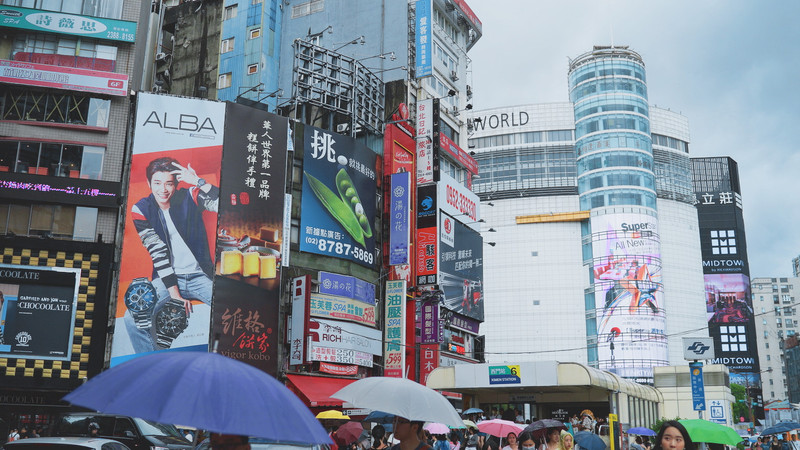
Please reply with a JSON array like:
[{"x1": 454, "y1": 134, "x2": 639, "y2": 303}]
[
  {"x1": 0, "y1": 203, "x2": 97, "y2": 240},
  {"x1": 247, "y1": 64, "x2": 258, "y2": 75},
  {"x1": 221, "y1": 38, "x2": 234, "y2": 53},
  {"x1": 0, "y1": 140, "x2": 104, "y2": 179},
  {"x1": 218, "y1": 73, "x2": 232, "y2": 89},
  {"x1": 223, "y1": 4, "x2": 237, "y2": 20},
  {"x1": 249, "y1": 28, "x2": 261, "y2": 39}
]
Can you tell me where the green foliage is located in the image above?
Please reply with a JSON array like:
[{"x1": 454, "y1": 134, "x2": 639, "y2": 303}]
[
  {"x1": 730, "y1": 383, "x2": 746, "y2": 400},
  {"x1": 730, "y1": 383, "x2": 751, "y2": 422}
]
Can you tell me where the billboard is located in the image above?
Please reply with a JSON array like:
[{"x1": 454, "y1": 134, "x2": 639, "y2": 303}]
[
  {"x1": 437, "y1": 171, "x2": 480, "y2": 227},
  {"x1": 414, "y1": 0, "x2": 433, "y2": 78},
  {"x1": 0, "y1": 264, "x2": 80, "y2": 360},
  {"x1": 111, "y1": 93, "x2": 225, "y2": 366},
  {"x1": 389, "y1": 172, "x2": 411, "y2": 265},
  {"x1": 0, "y1": 59, "x2": 128, "y2": 96},
  {"x1": 300, "y1": 125, "x2": 378, "y2": 268},
  {"x1": 415, "y1": 99, "x2": 439, "y2": 184},
  {"x1": 0, "y1": 5, "x2": 137, "y2": 42},
  {"x1": 211, "y1": 102, "x2": 288, "y2": 373},
  {"x1": 438, "y1": 216, "x2": 484, "y2": 322},
  {"x1": 309, "y1": 292, "x2": 377, "y2": 327},
  {"x1": 384, "y1": 280, "x2": 406, "y2": 377},
  {"x1": 383, "y1": 123, "x2": 415, "y2": 283},
  {"x1": 318, "y1": 271, "x2": 376, "y2": 305},
  {"x1": 308, "y1": 318, "x2": 382, "y2": 356},
  {"x1": 590, "y1": 213, "x2": 667, "y2": 380}
]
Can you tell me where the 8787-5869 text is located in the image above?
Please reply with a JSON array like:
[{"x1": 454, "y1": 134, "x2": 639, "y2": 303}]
[{"x1": 305, "y1": 236, "x2": 373, "y2": 264}]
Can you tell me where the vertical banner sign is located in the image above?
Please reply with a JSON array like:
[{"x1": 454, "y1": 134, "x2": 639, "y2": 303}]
[
  {"x1": 438, "y1": 220, "x2": 484, "y2": 322},
  {"x1": 282, "y1": 194, "x2": 292, "y2": 267},
  {"x1": 416, "y1": 99, "x2": 434, "y2": 184},
  {"x1": 414, "y1": 0, "x2": 433, "y2": 78},
  {"x1": 384, "y1": 280, "x2": 406, "y2": 378},
  {"x1": 290, "y1": 275, "x2": 311, "y2": 366},
  {"x1": 416, "y1": 184, "x2": 438, "y2": 286},
  {"x1": 420, "y1": 301, "x2": 440, "y2": 344},
  {"x1": 390, "y1": 172, "x2": 411, "y2": 265},
  {"x1": 111, "y1": 92, "x2": 225, "y2": 367},
  {"x1": 419, "y1": 343, "x2": 439, "y2": 384},
  {"x1": 212, "y1": 102, "x2": 288, "y2": 374},
  {"x1": 300, "y1": 125, "x2": 378, "y2": 268},
  {"x1": 690, "y1": 361, "x2": 706, "y2": 411}
]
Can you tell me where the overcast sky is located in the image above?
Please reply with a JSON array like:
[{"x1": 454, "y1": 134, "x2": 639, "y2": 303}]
[{"x1": 465, "y1": 0, "x2": 800, "y2": 278}]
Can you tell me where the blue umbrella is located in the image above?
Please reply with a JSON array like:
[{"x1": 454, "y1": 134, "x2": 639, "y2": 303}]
[
  {"x1": 463, "y1": 408, "x2": 484, "y2": 415},
  {"x1": 574, "y1": 431, "x2": 607, "y2": 450},
  {"x1": 628, "y1": 427, "x2": 657, "y2": 437},
  {"x1": 63, "y1": 351, "x2": 331, "y2": 444},
  {"x1": 761, "y1": 422, "x2": 800, "y2": 436},
  {"x1": 364, "y1": 410, "x2": 395, "y2": 424}
]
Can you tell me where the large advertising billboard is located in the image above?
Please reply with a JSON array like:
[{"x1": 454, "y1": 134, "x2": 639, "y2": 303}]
[
  {"x1": 300, "y1": 126, "x2": 378, "y2": 268},
  {"x1": 211, "y1": 103, "x2": 287, "y2": 373},
  {"x1": 590, "y1": 213, "x2": 667, "y2": 381},
  {"x1": 438, "y1": 215, "x2": 484, "y2": 322},
  {"x1": 0, "y1": 264, "x2": 80, "y2": 360},
  {"x1": 111, "y1": 93, "x2": 225, "y2": 366}
]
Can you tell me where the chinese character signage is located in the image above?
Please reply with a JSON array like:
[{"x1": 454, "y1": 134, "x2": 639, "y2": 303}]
[
  {"x1": 309, "y1": 318, "x2": 382, "y2": 356},
  {"x1": 420, "y1": 301, "x2": 440, "y2": 344},
  {"x1": 0, "y1": 5, "x2": 137, "y2": 42},
  {"x1": 308, "y1": 342, "x2": 373, "y2": 367},
  {"x1": 111, "y1": 93, "x2": 225, "y2": 367},
  {"x1": 300, "y1": 125, "x2": 378, "y2": 268},
  {"x1": 319, "y1": 272, "x2": 376, "y2": 305},
  {"x1": 419, "y1": 343, "x2": 439, "y2": 384},
  {"x1": 489, "y1": 365, "x2": 521, "y2": 385},
  {"x1": 0, "y1": 264, "x2": 81, "y2": 360},
  {"x1": 416, "y1": 99, "x2": 440, "y2": 184},
  {"x1": 438, "y1": 219, "x2": 484, "y2": 322},
  {"x1": 309, "y1": 293, "x2": 377, "y2": 327},
  {"x1": 414, "y1": 0, "x2": 432, "y2": 78},
  {"x1": 690, "y1": 362, "x2": 705, "y2": 411},
  {"x1": 384, "y1": 280, "x2": 406, "y2": 378},
  {"x1": 0, "y1": 59, "x2": 128, "y2": 96},
  {"x1": 289, "y1": 275, "x2": 310, "y2": 366},
  {"x1": 390, "y1": 172, "x2": 411, "y2": 265},
  {"x1": 0, "y1": 172, "x2": 119, "y2": 208}
]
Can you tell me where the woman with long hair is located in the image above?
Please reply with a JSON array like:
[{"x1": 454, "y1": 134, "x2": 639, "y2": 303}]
[
  {"x1": 558, "y1": 431, "x2": 574, "y2": 450},
  {"x1": 653, "y1": 421, "x2": 695, "y2": 450},
  {"x1": 541, "y1": 429, "x2": 561, "y2": 450}
]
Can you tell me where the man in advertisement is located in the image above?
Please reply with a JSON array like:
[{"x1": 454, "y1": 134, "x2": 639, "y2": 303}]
[{"x1": 124, "y1": 156, "x2": 218, "y2": 352}]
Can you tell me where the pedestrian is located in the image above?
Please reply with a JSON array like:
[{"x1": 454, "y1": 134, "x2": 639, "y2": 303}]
[
  {"x1": 631, "y1": 436, "x2": 644, "y2": 450},
  {"x1": 653, "y1": 421, "x2": 694, "y2": 450},
  {"x1": 449, "y1": 431, "x2": 461, "y2": 450},
  {"x1": 8, "y1": 428, "x2": 19, "y2": 442},
  {"x1": 515, "y1": 410, "x2": 524, "y2": 424},
  {"x1": 466, "y1": 427, "x2": 482, "y2": 450},
  {"x1": 761, "y1": 437, "x2": 771, "y2": 450},
  {"x1": 518, "y1": 432, "x2": 537, "y2": 450},
  {"x1": 772, "y1": 437, "x2": 782, "y2": 450},
  {"x1": 391, "y1": 416, "x2": 432, "y2": 450},
  {"x1": 435, "y1": 435, "x2": 451, "y2": 450},
  {"x1": 88, "y1": 422, "x2": 100, "y2": 438},
  {"x1": 372, "y1": 425, "x2": 388, "y2": 450},
  {"x1": 541, "y1": 429, "x2": 561, "y2": 450},
  {"x1": 559, "y1": 431, "x2": 574, "y2": 450},
  {"x1": 18, "y1": 427, "x2": 28, "y2": 440},
  {"x1": 502, "y1": 432, "x2": 518, "y2": 450}
]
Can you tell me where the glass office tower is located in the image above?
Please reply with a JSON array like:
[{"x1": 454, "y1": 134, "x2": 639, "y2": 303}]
[{"x1": 569, "y1": 46, "x2": 667, "y2": 380}]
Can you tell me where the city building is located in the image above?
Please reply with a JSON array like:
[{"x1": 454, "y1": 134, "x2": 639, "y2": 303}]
[
  {"x1": 793, "y1": 256, "x2": 800, "y2": 278},
  {"x1": 0, "y1": 0, "x2": 144, "y2": 428},
  {"x1": 751, "y1": 276, "x2": 797, "y2": 402},
  {"x1": 784, "y1": 334, "x2": 800, "y2": 403},
  {"x1": 470, "y1": 46, "x2": 707, "y2": 383}
]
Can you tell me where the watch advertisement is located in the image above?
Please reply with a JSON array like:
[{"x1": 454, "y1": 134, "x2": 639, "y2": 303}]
[
  {"x1": 111, "y1": 92, "x2": 225, "y2": 366},
  {"x1": 300, "y1": 125, "x2": 378, "y2": 268},
  {"x1": 0, "y1": 264, "x2": 81, "y2": 361},
  {"x1": 210, "y1": 103, "x2": 288, "y2": 374}
]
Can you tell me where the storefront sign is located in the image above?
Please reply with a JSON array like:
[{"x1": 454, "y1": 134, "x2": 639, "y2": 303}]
[
  {"x1": 0, "y1": 172, "x2": 120, "y2": 208},
  {"x1": 289, "y1": 276, "x2": 310, "y2": 366},
  {"x1": 419, "y1": 343, "x2": 439, "y2": 384},
  {"x1": 449, "y1": 313, "x2": 480, "y2": 334},
  {"x1": 309, "y1": 292, "x2": 376, "y2": 327},
  {"x1": 0, "y1": 59, "x2": 128, "y2": 96},
  {"x1": 416, "y1": 98, "x2": 434, "y2": 184},
  {"x1": 389, "y1": 172, "x2": 411, "y2": 265},
  {"x1": 437, "y1": 171, "x2": 480, "y2": 225},
  {"x1": 489, "y1": 365, "x2": 521, "y2": 385},
  {"x1": 319, "y1": 361, "x2": 358, "y2": 376},
  {"x1": 308, "y1": 318, "x2": 382, "y2": 356},
  {"x1": 414, "y1": 0, "x2": 432, "y2": 78},
  {"x1": 416, "y1": 227, "x2": 438, "y2": 286},
  {"x1": 319, "y1": 272, "x2": 375, "y2": 305},
  {"x1": 384, "y1": 280, "x2": 406, "y2": 377},
  {"x1": 308, "y1": 342, "x2": 372, "y2": 367},
  {"x1": 420, "y1": 301, "x2": 439, "y2": 344},
  {"x1": 439, "y1": 134, "x2": 478, "y2": 175},
  {"x1": 0, "y1": 5, "x2": 137, "y2": 42}
]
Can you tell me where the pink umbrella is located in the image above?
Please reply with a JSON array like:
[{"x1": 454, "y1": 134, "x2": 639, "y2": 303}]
[
  {"x1": 425, "y1": 423, "x2": 451, "y2": 435},
  {"x1": 478, "y1": 419, "x2": 524, "y2": 438}
]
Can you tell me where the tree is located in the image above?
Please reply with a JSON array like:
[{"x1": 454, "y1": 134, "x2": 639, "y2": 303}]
[{"x1": 730, "y1": 383, "x2": 751, "y2": 423}]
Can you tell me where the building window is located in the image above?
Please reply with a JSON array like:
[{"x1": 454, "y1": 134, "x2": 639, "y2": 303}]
[
  {"x1": 291, "y1": 0, "x2": 324, "y2": 18},
  {"x1": 767, "y1": 355, "x2": 771, "y2": 361},
  {"x1": 218, "y1": 73, "x2": 232, "y2": 89},
  {"x1": 0, "y1": 140, "x2": 104, "y2": 179},
  {"x1": 221, "y1": 38, "x2": 235, "y2": 53},
  {"x1": 223, "y1": 4, "x2": 238, "y2": 20},
  {"x1": 1, "y1": 88, "x2": 110, "y2": 128},
  {"x1": 252, "y1": 0, "x2": 263, "y2": 3},
  {"x1": 249, "y1": 28, "x2": 261, "y2": 39},
  {"x1": 247, "y1": 64, "x2": 259, "y2": 75},
  {"x1": 1, "y1": 0, "x2": 124, "y2": 20},
  {"x1": 12, "y1": 33, "x2": 117, "y2": 72},
  {"x1": 0, "y1": 203, "x2": 98, "y2": 241}
]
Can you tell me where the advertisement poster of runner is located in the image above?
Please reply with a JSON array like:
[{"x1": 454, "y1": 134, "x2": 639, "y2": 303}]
[
  {"x1": 438, "y1": 215, "x2": 484, "y2": 322},
  {"x1": 590, "y1": 213, "x2": 667, "y2": 380},
  {"x1": 111, "y1": 92, "x2": 225, "y2": 366},
  {"x1": 0, "y1": 264, "x2": 81, "y2": 360},
  {"x1": 300, "y1": 125, "x2": 378, "y2": 268}
]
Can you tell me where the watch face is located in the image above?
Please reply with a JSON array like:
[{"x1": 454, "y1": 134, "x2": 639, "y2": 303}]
[
  {"x1": 156, "y1": 303, "x2": 188, "y2": 337},
  {"x1": 125, "y1": 282, "x2": 156, "y2": 312}
]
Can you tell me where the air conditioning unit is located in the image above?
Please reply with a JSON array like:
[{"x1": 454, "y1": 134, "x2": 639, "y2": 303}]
[
  {"x1": 466, "y1": 85, "x2": 473, "y2": 100},
  {"x1": 336, "y1": 123, "x2": 349, "y2": 133},
  {"x1": 449, "y1": 70, "x2": 459, "y2": 81},
  {"x1": 155, "y1": 52, "x2": 168, "y2": 61}
]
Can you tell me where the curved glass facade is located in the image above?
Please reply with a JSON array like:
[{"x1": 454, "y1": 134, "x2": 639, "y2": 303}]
[{"x1": 569, "y1": 46, "x2": 667, "y2": 380}]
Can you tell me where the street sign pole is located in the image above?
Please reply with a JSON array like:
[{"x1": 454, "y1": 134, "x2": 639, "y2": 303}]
[{"x1": 690, "y1": 361, "x2": 705, "y2": 419}]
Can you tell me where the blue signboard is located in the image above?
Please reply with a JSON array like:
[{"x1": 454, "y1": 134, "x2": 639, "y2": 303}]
[
  {"x1": 690, "y1": 362, "x2": 706, "y2": 411},
  {"x1": 489, "y1": 365, "x2": 521, "y2": 385},
  {"x1": 300, "y1": 126, "x2": 378, "y2": 268},
  {"x1": 0, "y1": 5, "x2": 137, "y2": 42},
  {"x1": 389, "y1": 172, "x2": 410, "y2": 265},
  {"x1": 319, "y1": 272, "x2": 376, "y2": 305},
  {"x1": 414, "y1": 0, "x2": 433, "y2": 78}
]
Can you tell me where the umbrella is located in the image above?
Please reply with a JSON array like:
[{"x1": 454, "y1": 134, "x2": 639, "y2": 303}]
[
  {"x1": 364, "y1": 410, "x2": 395, "y2": 424},
  {"x1": 477, "y1": 419, "x2": 524, "y2": 437},
  {"x1": 62, "y1": 351, "x2": 331, "y2": 444},
  {"x1": 332, "y1": 377, "x2": 463, "y2": 427},
  {"x1": 760, "y1": 422, "x2": 800, "y2": 436},
  {"x1": 524, "y1": 419, "x2": 567, "y2": 437},
  {"x1": 574, "y1": 431, "x2": 606, "y2": 450},
  {"x1": 464, "y1": 408, "x2": 484, "y2": 415},
  {"x1": 336, "y1": 422, "x2": 367, "y2": 445},
  {"x1": 463, "y1": 420, "x2": 477, "y2": 429},
  {"x1": 426, "y1": 423, "x2": 451, "y2": 435},
  {"x1": 678, "y1": 419, "x2": 743, "y2": 445},
  {"x1": 627, "y1": 427, "x2": 656, "y2": 437},
  {"x1": 317, "y1": 410, "x2": 351, "y2": 420}
]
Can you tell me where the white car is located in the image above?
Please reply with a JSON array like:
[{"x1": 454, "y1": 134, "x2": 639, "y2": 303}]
[{"x1": 1, "y1": 436, "x2": 131, "y2": 450}]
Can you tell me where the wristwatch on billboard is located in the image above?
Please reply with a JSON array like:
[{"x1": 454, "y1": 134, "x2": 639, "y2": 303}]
[
  {"x1": 123, "y1": 277, "x2": 158, "y2": 329},
  {"x1": 155, "y1": 297, "x2": 189, "y2": 349}
]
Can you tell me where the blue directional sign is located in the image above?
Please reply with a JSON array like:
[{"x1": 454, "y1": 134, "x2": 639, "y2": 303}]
[{"x1": 690, "y1": 361, "x2": 705, "y2": 411}]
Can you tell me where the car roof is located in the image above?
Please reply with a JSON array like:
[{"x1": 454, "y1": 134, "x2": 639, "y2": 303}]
[{"x1": 4, "y1": 436, "x2": 130, "y2": 448}]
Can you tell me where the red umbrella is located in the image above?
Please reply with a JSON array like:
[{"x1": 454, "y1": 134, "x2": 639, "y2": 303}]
[{"x1": 336, "y1": 421, "x2": 366, "y2": 445}]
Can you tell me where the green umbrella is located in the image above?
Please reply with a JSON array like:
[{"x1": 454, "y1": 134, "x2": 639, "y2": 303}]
[{"x1": 678, "y1": 419, "x2": 744, "y2": 445}]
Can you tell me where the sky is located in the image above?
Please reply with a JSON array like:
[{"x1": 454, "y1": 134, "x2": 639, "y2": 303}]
[{"x1": 464, "y1": 0, "x2": 800, "y2": 278}]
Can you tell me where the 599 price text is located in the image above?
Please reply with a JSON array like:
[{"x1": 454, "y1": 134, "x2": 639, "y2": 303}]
[{"x1": 305, "y1": 236, "x2": 374, "y2": 264}]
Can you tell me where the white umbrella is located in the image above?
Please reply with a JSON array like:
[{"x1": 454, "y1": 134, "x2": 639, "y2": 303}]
[{"x1": 332, "y1": 377, "x2": 463, "y2": 427}]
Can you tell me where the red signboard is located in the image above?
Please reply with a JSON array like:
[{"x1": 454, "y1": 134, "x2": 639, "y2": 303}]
[
  {"x1": 319, "y1": 361, "x2": 359, "y2": 376},
  {"x1": 439, "y1": 133, "x2": 478, "y2": 175},
  {"x1": 0, "y1": 59, "x2": 128, "y2": 96},
  {"x1": 452, "y1": 0, "x2": 482, "y2": 33},
  {"x1": 416, "y1": 227, "x2": 438, "y2": 285},
  {"x1": 420, "y1": 343, "x2": 439, "y2": 385}
]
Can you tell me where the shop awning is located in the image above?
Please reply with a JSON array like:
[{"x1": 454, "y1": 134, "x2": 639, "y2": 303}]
[{"x1": 286, "y1": 374, "x2": 357, "y2": 407}]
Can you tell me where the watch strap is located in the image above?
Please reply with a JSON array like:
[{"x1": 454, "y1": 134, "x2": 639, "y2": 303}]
[{"x1": 155, "y1": 298, "x2": 187, "y2": 349}]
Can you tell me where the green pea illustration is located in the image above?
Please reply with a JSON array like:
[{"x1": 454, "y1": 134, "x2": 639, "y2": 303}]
[
  {"x1": 336, "y1": 168, "x2": 372, "y2": 238},
  {"x1": 304, "y1": 171, "x2": 365, "y2": 247}
]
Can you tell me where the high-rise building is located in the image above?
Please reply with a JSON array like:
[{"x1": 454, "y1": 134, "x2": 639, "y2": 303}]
[
  {"x1": 751, "y1": 276, "x2": 797, "y2": 402},
  {"x1": 470, "y1": 47, "x2": 707, "y2": 381}
]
